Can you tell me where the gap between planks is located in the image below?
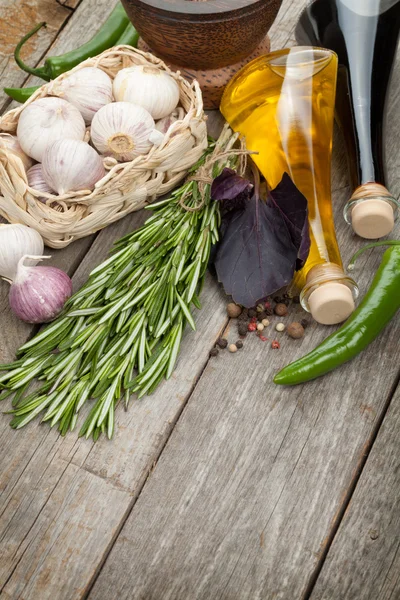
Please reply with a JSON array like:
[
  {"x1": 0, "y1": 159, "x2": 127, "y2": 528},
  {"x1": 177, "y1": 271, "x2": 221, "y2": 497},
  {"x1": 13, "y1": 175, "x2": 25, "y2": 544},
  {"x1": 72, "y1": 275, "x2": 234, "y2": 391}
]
[
  {"x1": 0, "y1": 0, "x2": 85, "y2": 114},
  {"x1": 302, "y1": 371, "x2": 400, "y2": 599},
  {"x1": 1, "y1": 0, "x2": 399, "y2": 598}
]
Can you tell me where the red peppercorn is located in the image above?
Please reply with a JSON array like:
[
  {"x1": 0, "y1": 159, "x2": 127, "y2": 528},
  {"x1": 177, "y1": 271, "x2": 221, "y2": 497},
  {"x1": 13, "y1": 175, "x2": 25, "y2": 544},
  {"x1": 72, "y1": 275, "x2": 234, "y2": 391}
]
[
  {"x1": 248, "y1": 322, "x2": 257, "y2": 332},
  {"x1": 271, "y1": 340, "x2": 280, "y2": 349}
]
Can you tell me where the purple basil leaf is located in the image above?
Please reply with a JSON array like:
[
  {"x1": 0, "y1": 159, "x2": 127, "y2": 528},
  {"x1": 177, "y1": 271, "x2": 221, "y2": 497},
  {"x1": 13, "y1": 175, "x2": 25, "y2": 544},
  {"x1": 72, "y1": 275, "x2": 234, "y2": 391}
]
[
  {"x1": 269, "y1": 172, "x2": 311, "y2": 269},
  {"x1": 214, "y1": 193, "x2": 298, "y2": 307},
  {"x1": 211, "y1": 168, "x2": 253, "y2": 215},
  {"x1": 211, "y1": 168, "x2": 253, "y2": 200}
]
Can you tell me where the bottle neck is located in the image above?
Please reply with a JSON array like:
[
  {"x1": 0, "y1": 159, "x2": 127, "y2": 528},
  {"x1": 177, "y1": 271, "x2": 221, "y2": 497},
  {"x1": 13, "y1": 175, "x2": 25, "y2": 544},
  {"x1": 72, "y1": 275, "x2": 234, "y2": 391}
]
[{"x1": 350, "y1": 182, "x2": 393, "y2": 203}]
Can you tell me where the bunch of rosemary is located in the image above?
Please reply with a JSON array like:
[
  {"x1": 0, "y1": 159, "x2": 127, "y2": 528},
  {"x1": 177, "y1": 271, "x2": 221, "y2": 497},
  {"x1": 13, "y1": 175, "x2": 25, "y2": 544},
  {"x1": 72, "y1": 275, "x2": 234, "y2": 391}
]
[{"x1": 0, "y1": 126, "x2": 245, "y2": 440}]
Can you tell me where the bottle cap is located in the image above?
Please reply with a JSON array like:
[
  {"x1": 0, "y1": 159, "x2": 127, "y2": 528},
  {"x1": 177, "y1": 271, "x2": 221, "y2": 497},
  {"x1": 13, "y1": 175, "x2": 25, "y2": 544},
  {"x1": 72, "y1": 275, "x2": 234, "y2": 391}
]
[
  {"x1": 351, "y1": 198, "x2": 394, "y2": 239},
  {"x1": 308, "y1": 282, "x2": 355, "y2": 325}
]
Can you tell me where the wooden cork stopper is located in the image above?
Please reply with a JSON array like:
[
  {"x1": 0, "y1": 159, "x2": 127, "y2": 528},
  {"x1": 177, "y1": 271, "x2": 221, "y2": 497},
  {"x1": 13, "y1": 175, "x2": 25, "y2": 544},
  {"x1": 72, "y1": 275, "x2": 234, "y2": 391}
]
[
  {"x1": 308, "y1": 282, "x2": 355, "y2": 325},
  {"x1": 351, "y1": 199, "x2": 395, "y2": 239},
  {"x1": 349, "y1": 183, "x2": 395, "y2": 239}
]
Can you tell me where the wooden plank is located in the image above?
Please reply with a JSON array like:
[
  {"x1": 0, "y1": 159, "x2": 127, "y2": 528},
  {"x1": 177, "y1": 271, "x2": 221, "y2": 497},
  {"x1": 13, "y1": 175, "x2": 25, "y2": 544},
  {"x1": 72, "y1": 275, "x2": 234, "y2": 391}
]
[
  {"x1": 268, "y1": 0, "x2": 306, "y2": 49},
  {"x1": 0, "y1": 0, "x2": 73, "y2": 111},
  {"x1": 310, "y1": 385, "x2": 400, "y2": 600},
  {"x1": 1, "y1": 2, "x2": 399, "y2": 599},
  {"x1": 0, "y1": 212, "x2": 228, "y2": 599},
  {"x1": 57, "y1": 0, "x2": 81, "y2": 9},
  {"x1": 11, "y1": 0, "x2": 120, "y2": 93},
  {"x1": 1, "y1": 0, "x2": 120, "y2": 113},
  {"x1": 85, "y1": 205, "x2": 400, "y2": 600},
  {"x1": 85, "y1": 2, "x2": 400, "y2": 590},
  {"x1": 0, "y1": 0, "x2": 124, "y2": 358},
  {"x1": 0, "y1": 110, "x2": 228, "y2": 599}
]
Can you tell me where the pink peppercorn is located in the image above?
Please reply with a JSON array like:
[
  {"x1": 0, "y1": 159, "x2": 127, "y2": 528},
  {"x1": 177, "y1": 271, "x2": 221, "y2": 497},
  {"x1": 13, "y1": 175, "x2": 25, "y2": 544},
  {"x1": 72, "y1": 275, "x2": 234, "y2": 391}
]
[
  {"x1": 271, "y1": 340, "x2": 280, "y2": 349},
  {"x1": 259, "y1": 335, "x2": 268, "y2": 342},
  {"x1": 248, "y1": 322, "x2": 257, "y2": 332}
]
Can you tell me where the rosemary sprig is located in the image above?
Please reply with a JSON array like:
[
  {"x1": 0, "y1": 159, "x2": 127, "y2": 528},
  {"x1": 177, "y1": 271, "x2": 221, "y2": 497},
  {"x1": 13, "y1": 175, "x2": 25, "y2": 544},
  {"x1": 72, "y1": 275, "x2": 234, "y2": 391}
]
[{"x1": 0, "y1": 126, "x2": 246, "y2": 440}]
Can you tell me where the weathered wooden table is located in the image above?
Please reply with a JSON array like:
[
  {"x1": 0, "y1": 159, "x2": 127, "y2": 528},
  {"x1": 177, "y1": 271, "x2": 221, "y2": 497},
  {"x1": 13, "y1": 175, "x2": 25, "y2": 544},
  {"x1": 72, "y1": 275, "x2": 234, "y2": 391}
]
[{"x1": 0, "y1": 1, "x2": 399, "y2": 599}]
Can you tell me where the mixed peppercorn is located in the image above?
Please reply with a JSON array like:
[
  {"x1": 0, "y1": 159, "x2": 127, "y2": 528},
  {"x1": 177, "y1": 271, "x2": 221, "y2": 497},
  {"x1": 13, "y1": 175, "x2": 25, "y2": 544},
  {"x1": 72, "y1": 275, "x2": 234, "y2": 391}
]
[{"x1": 209, "y1": 294, "x2": 310, "y2": 358}]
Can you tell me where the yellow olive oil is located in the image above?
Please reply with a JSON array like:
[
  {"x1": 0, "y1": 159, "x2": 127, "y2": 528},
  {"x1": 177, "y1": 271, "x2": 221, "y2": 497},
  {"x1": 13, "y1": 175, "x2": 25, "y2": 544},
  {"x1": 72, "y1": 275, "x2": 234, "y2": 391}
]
[{"x1": 221, "y1": 47, "x2": 358, "y2": 323}]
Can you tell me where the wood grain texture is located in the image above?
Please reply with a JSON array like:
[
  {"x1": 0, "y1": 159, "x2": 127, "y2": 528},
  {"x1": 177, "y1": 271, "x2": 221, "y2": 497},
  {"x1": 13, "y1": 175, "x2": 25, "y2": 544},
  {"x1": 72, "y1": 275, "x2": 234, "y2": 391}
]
[
  {"x1": 0, "y1": 0, "x2": 73, "y2": 111},
  {"x1": 0, "y1": 203, "x2": 228, "y2": 599},
  {"x1": 3, "y1": 0, "x2": 120, "y2": 113},
  {"x1": 121, "y1": 0, "x2": 282, "y2": 69},
  {"x1": 86, "y1": 201, "x2": 400, "y2": 600},
  {"x1": 310, "y1": 385, "x2": 400, "y2": 600},
  {"x1": 56, "y1": 0, "x2": 80, "y2": 8},
  {"x1": 1, "y1": 1, "x2": 399, "y2": 599}
]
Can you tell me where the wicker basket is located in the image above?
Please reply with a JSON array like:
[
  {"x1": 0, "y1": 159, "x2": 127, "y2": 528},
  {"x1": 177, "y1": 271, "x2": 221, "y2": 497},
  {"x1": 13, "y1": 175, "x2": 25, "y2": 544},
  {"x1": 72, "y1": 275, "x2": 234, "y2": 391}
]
[{"x1": 0, "y1": 46, "x2": 207, "y2": 248}]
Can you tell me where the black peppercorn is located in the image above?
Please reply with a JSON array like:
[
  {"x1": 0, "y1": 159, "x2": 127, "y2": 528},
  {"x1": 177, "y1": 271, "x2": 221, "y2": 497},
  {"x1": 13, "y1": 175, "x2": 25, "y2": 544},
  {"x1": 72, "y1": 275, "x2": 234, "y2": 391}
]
[
  {"x1": 300, "y1": 318, "x2": 309, "y2": 329},
  {"x1": 293, "y1": 295, "x2": 300, "y2": 304},
  {"x1": 264, "y1": 307, "x2": 273, "y2": 316},
  {"x1": 273, "y1": 296, "x2": 282, "y2": 304},
  {"x1": 235, "y1": 340, "x2": 244, "y2": 349},
  {"x1": 248, "y1": 308, "x2": 257, "y2": 318},
  {"x1": 209, "y1": 348, "x2": 219, "y2": 357},
  {"x1": 216, "y1": 337, "x2": 228, "y2": 349},
  {"x1": 238, "y1": 323, "x2": 248, "y2": 337}
]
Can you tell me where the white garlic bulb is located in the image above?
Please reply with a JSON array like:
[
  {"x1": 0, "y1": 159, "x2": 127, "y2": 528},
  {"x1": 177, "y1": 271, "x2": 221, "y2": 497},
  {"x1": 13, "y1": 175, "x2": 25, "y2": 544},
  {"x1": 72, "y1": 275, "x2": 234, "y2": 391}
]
[
  {"x1": 17, "y1": 97, "x2": 86, "y2": 161},
  {"x1": 42, "y1": 139, "x2": 105, "y2": 195},
  {"x1": 113, "y1": 65, "x2": 180, "y2": 120},
  {"x1": 91, "y1": 102, "x2": 155, "y2": 162},
  {"x1": 0, "y1": 224, "x2": 44, "y2": 281},
  {"x1": 47, "y1": 67, "x2": 113, "y2": 124},
  {"x1": 0, "y1": 134, "x2": 34, "y2": 172},
  {"x1": 27, "y1": 164, "x2": 55, "y2": 202}
]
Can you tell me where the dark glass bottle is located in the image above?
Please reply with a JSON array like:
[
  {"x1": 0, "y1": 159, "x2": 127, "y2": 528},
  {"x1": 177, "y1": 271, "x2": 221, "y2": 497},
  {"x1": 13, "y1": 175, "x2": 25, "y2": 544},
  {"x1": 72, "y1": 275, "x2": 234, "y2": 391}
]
[{"x1": 296, "y1": 0, "x2": 400, "y2": 238}]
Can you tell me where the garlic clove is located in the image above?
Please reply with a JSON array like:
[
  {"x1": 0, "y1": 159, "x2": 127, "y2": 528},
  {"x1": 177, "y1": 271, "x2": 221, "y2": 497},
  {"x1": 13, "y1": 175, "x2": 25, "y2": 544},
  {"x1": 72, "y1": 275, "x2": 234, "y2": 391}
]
[
  {"x1": 155, "y1": 110, "x2": 180, "y2": 135},
  {"x1": 0, "y1": 133, "x2": 34, "y2": 172},
  {"x1": 27, "y1": 164, "x2": 56, "y2": 202},
  {"x1": 47, "y1": 67, "x2": 113, "y2": 125},
  {"x1": 148, "y1": 129, "x2": 165, "y2": 146},
  {"x1": 42, "y1": 139, "x2": 105, "y2": 195},
  {"x1": 0, "y1": 224, "x2": 44, "y2": 282},
  {"x1": 113, "y1": 65, "x2": 180, "y2": 120},
  {"x1": 9, "y1": 255, "x2": 72, "y2": 323},
  {"x1": 91, "y1": 102, "x2": 155, "y2": 162},
  {"x1": 17, "y1": 97, "x2": 86, "y2": 162}
]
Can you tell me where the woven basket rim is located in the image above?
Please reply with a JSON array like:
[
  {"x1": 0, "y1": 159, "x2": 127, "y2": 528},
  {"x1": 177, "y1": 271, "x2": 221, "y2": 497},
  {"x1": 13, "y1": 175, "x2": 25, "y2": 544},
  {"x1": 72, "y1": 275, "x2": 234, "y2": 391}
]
[{"x1": 0, "y1": 45, "x2": 208, "y2": 247}]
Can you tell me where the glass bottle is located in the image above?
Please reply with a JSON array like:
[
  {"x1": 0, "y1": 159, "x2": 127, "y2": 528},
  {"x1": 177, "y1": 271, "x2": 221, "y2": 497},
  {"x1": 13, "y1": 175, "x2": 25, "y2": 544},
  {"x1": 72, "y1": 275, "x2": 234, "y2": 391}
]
[
  {"x1": 296, "y1": 0, "x2": 400, "y2": 239},
  {"x1": 220, "y1": 46, "x2": 358, "y2": 325}
]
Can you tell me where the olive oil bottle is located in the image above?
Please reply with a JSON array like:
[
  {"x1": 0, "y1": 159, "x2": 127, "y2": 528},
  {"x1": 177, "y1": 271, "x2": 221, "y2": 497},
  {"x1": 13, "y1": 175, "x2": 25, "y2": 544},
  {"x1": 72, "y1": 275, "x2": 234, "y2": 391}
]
[{"x1": 221, "y1": 47, "x2": 358, "y2": 325}]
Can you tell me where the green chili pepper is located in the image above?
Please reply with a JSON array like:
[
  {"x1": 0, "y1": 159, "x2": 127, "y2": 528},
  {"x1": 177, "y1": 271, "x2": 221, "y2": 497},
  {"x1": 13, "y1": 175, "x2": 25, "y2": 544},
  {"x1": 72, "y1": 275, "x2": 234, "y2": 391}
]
[
  {"x1": 14, "y1": 3, "x2": 130, "y2": 82},
  {"x1": 274, "y1": 241, "x2": 400, "y2": 386},
  {"x1": 3, "y1": 85, "x2": 40, "y2": 103},
  {"x1": 116, "y1": 22, "x2": 139, "y2": 46},
  {"x1": 4, "y1": 16, "x2": 139, "y2": 104}
]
